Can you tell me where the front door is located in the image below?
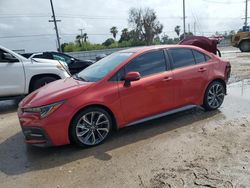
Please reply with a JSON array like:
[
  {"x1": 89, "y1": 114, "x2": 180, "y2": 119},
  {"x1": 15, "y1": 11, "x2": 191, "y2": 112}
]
[
  {"x1": 117, "y1": 50, "x2": 175, "y2": 124},
  {"x1": 0, "y1": 49, "x2": 25, "y2": 96}
]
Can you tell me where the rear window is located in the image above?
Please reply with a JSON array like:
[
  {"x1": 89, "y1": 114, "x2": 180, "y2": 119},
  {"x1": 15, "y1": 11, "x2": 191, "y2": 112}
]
[
  {"x1": 192, "y1": 50, "x2": 211, "y2": 63},
  {"x1": 192, "y1": 50, "x2": 206, "y2": 63}
]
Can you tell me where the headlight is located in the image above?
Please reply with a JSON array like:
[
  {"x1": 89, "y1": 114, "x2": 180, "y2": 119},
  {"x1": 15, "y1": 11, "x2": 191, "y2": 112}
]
[{"x1": 22, "y1": 101, "x2": 64, "y2": 118}]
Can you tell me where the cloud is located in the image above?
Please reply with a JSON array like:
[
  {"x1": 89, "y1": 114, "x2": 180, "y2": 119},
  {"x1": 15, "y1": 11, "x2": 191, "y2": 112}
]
[{"x1": 0, "y1": 0, "x2": 246, "y2": 52}]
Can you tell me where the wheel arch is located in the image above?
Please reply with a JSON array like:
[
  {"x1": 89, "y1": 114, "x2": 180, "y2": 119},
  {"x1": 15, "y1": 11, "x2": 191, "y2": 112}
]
[
  {"x1": 205, "y1": 78, "x2": 227, "y2": 95},
  {"x1": 202, "y1": 78, "x2": 227, "y2": 106},
  {"x1": 239, "y1": 38, "x2": 250, "y2": 46},
  {"x1": 29, "y1": 74, "x2": 61, "y2": 93},
  {"x1": 68, "y1": 104, "x2": 117, "y2": 143},
  {"x1": 238, "y1": 38, "x2": 250, "y2": 51}
]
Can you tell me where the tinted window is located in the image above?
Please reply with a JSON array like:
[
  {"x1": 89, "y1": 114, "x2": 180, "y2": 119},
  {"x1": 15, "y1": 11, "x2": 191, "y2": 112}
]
[
  {"x1": 169, "y1": 48, "x2": 195, "y2": 69},
  {"x1": 125, "y1": 50, "x2": 166, "y2": 77},
  {"x1": 110, "y1": 68, "x2": 125, "y2": 81},
  {"x1": 52, "y1": 53, "x2": 72, "y2": 64},
  {"x1": 205, "y1": 55, "x2": 211, "y2": 61},
  {"x1": 0, "y1": 49, "x2": 18, "y2": 63},
  {"x1": 33, "y1": 54, "x2": 46, "y2": 59},
  {"x1": 193, "y1": 50, "x2": 206, "y2": 64}
]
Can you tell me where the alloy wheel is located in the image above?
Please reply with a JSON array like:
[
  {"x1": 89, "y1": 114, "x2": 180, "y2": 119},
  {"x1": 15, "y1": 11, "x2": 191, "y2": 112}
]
[
  {"x1": 207, "y1": 83, "x2": 224, "y2": 109},
  {"x1": 75, "y1": 111, "x2": 110, "y2": 146}
]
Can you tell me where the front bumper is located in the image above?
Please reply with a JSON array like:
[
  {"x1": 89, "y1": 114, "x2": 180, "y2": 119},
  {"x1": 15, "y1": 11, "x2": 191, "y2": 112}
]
[
  {"x1": 17, "y1": 102, "x2": 75, "y2": 147},
  {"x1": 22, "y1": 127, "x2": 52, "y2": 147}
]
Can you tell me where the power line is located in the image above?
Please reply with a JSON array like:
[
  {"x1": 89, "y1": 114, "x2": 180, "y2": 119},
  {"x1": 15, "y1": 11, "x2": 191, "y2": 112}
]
[
  {"x1": 202, "y1": 0, "x2": 244, "y2": 4},
  {"x1": 0, "y1": 33, "x2": 111, "y2": 39}
]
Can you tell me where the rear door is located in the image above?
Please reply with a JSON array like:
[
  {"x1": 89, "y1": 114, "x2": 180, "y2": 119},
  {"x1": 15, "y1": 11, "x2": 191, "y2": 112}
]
[
  {"x1": 0, "y1": 49, "x2": 25, "y2": 96},
  {"x1": 116, "y1": 50, "x2": 175, "y2": 124},
  {"x1": 168, "y1": 48, "x2": 210, "y2": 107}
]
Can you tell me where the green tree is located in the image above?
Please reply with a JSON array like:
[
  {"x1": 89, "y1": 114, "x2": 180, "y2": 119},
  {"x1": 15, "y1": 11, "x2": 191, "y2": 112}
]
[
  {"x1": 129, "y1": 7, "x2": 163, "y2": 45},
  {"x1": 102, "y1": 38, "x2": 115, "y2": 46},
  {"x1": 161, "y1": 33, "x2": 169, "y2": 44},
  {"x1": 110, "y1": 26, "x2": 118, "y2": 39},
  {"x1": 119, "y1": 28, "x2": 130, "y2": 42}
]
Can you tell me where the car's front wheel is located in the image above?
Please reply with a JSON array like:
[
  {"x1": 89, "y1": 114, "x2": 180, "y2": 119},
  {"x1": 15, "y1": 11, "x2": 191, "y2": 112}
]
[
  {"x1": 70, "y1": 107, "x2": 112, "y2": 147},
  {"x1": 203, "y1": 81, "x2": 225, "y2": 111},
  {"x1": 32, "y1": 76, "x2": 57, "y2": 92}
]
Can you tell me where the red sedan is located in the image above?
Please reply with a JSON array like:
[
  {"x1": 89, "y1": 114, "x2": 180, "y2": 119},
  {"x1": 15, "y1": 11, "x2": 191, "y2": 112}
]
[{"x1": 18, "y1": 45, "x2": 231, "y2": 147}]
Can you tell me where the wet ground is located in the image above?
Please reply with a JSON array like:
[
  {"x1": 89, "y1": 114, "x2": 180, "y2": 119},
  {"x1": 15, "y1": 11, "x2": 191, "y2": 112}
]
[{"x1": 1, "y1": 48, "x2": 250, "y2": 188}]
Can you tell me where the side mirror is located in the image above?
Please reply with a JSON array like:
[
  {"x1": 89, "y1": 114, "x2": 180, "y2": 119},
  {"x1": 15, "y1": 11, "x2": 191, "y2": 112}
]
[
  {"x1": 70, "y1": 58, "x2": 75, "y2": 64},
  {"x1": 3, "y1": 53, "x2": 18, "y2": 62},
  {"x1": 124, "y1": 71, "x2": 141, "y2": 82}
]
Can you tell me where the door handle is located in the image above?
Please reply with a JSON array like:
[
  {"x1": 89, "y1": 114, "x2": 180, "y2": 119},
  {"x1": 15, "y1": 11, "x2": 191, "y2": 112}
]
[
  {"x1": 162, "y1": 76, "x2": 172, "y2": 81},
  {"x1": 198, "y1": 67, "x2": 207, "y2": 72}
]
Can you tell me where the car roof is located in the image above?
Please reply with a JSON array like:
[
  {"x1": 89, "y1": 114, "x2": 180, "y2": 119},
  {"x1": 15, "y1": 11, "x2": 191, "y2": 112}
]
[{"x1": 119, "y1": 44, "x2": 204, "y2": 54}]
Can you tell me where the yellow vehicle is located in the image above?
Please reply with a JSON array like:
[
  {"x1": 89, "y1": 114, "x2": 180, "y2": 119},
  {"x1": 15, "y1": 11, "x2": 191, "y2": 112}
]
[{"x1": 231, "y1": 31, "x2": 250, "y2": 52}]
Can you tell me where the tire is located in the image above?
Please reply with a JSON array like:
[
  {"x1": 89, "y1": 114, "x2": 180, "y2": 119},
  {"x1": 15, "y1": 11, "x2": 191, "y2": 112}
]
[
  {"x1": 70, "y1": 107, "x2": 113, "y2": 147},
  {"x1": 203, "y1": 81, "x2": 225, "y2": 111},
  {"x1": 31, "y1": 76, "x2": 57, "y2": 92},
  {"x1": 239, "y1": 40, "x2": 250, "y2": 52}
]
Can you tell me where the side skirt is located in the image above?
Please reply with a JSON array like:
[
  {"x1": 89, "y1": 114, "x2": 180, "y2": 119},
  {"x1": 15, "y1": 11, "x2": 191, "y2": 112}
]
[{"x1": 125, "y1": 105, "x2": 197, "y2": 127}]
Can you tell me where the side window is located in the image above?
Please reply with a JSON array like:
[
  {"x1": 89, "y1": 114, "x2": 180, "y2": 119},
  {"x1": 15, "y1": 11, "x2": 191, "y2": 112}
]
[
  {"x1": 0, "y1": 49, "x2": 18, "y2": 63},
  {"x1": 169, "y1": 48, "x2": 195, "y2": 69},
  {"x1": 205, "y1": 54, "x2": 211, "y2": 61},
  {"x1": 125, "y1": 50, "x2": 166, "y2": 77},
  {"x1": 192, "y1": 50, "x2": 206, "y2": 64},
  {"x1": 52, "y1": 54, "x2": 66, "y2": 62},
  {"x1": 33, "y1": 54, "x2": 45, "y2": 59},
  {"x1": 110, "y1": 68, "x2": 125, "y2": 81}
]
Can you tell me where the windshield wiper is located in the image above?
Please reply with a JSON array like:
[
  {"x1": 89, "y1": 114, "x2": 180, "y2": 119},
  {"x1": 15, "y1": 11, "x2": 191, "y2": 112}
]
[{"x1": 73, "y1": 74, "x2": 89, "y2": 82}]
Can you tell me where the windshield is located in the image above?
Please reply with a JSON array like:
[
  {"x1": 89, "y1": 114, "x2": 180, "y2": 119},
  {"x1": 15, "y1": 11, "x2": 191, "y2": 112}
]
[
  {"x1": 52, "y1": 53, "x2": 72, "y2": 64},
  {"x1": 76, "y1": 52, "x2": 133, "y2": 82}
]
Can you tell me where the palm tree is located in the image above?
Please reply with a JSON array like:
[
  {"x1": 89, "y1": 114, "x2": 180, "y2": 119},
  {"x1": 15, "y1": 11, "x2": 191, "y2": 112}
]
[
  {"x1": 83, "y1": 33, "x2": 88, "y2": 42},
  {"x1": 75, "y1": 35, "x2": 82, "y2": 46},
  {"x1": 174, "y1": 25, "x2": 181, "y2": 37},
  {"x1": 110, "y1": 26, "x2": 118, "y2": 39}
]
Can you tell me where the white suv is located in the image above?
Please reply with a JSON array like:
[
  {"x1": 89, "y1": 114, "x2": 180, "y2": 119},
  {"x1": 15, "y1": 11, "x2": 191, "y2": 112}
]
[{"x1": 0, "y1": 45, "x2": 70, "y2": 99}]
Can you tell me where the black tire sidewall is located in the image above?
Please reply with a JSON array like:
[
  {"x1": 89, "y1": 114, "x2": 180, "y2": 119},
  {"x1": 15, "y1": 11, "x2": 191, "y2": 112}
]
[
  {"x1": 203, "y1": 81, "x2": 225, "y2": 111},
  {"x1": 239, "y1": 41, "x2": 250, "y2": 52},
  {"x1": 70, "y1": 107, "x2": 113, "y2": 147},
  {"x1": 32, "y1": 77, "x2": 57, "y2": 91}
]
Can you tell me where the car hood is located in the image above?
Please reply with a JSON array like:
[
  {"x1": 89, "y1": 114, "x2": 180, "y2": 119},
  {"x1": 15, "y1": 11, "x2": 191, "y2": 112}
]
[{"x1": 20, "y1": 77, "x2": 93, "y2": 108}]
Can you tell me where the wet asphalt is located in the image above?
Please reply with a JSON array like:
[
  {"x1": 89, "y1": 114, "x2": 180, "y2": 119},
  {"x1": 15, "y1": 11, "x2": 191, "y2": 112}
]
[{"x1": 1, "y1": 73, "x2": 250, "y2": 186}]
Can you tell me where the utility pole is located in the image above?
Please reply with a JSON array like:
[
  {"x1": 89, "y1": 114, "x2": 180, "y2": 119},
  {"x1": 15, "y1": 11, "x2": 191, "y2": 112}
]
[
  {"x1": 194, "y1": 22, "x2": 196, "y2": 35},
  {"x1": 49, "y1": 0, "x2": 61, "y2": 52},
  {"x1": 188, "y1": 23, "x2": 190, "y2": 33},
  {"x1": 79, "y1": 28, "x2": 85, "y2": 46},
  {"x1": 245, "y1": 0, "x2": 248, "y2": 27},
  {"x1": 183, "y1": 0, "x2": 186, "y2": 39}
]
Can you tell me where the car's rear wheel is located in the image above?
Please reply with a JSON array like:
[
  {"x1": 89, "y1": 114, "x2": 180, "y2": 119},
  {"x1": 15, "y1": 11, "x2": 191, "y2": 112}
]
[
  {"x1": 203, "y1": 81, "x2": 225, "y2": 111},
  {"x1": 32, "y1": 76, "x2": 57, "y2": 91},
  {"x1": 70, "y1": 107, "x2": 112, "y2": 147}
]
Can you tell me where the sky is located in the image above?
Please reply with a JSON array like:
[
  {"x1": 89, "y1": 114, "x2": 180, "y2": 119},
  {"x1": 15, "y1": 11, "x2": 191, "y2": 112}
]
[{"x1": 0, "y1": 0, "x2": 246, "y2": 52}]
